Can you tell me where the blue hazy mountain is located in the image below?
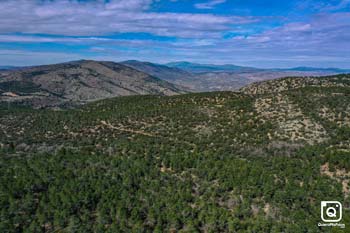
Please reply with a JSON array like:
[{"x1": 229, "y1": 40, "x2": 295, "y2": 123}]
[
  {"x1": 0, "y1": 66, "x2": 20, "y2": 71},
  {"x1": 165, "y1": 61, "x2": 260, "y2": 73},
  {"x1": 166, "y1": 62, "x2": 350, "y2": 74},
  {"x1": 283, "y1": 67, "x2": 350, "y2": 73}
]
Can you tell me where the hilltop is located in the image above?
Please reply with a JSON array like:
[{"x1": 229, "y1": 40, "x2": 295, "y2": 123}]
[
  {"x1": 2, "y1": 73, "x2": 350, "y2": 151},
  {"x1": 241, "y1": 74, "x2": 350, "y2": 95}
]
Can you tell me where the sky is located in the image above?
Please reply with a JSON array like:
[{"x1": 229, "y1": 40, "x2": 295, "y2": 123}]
[{"x1": 0, "y1": 0, "x2": 349, "y2": 68}]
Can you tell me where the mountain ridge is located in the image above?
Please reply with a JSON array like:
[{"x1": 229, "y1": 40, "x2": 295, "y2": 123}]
[
  {"x1": 3, "y1": 61, "x2": 350, "y2": 74},
  {"x1": 0, "y1": 60, "x2": 186, "y2": 108}
]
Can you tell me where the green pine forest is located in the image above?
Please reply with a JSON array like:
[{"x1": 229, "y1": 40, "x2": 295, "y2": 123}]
[{"x1": 1, "y1": 74, "x2": 350, "y2": 232}]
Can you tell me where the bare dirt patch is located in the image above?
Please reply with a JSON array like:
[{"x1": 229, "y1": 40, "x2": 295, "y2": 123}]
[
  {"x1": 254, "y1": 94, "x2": 328, "y2": 144},
  {"x1": 320, "y1": 162, "x2": 350, "y2": 198}
]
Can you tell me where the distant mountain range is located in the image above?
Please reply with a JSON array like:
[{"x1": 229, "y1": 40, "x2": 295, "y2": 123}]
[
  {"x1": 1, "y1": 60, "x2": 350, "y2": 108},
  {"x1": 0, "y1": 60, "x2": 185, "y2": 108},
  {"x1": 3, "y1": 62, "x2": 349, "y2": 74},
  {"x1": 282, "y1": 66, "x2": 350, "y2": 73},
  {"x1": 123, "y1": 61, "x2": 349, "y2": 92},
  {"x1": 166, "y1": 61, "x2": 350, "y2": 74}
]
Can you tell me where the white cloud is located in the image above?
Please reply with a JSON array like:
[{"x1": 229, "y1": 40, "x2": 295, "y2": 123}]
[
  {"x1": 0, "y1": 35, "x2": 81, "y2": 43},
  {"x1": 283, "y1": 23, "x2": 311, "y2": 32},
  {"x1": 195, "y1": 0, "x2": 226, "y2": 9},
  {"x1": 323, "y1": 0, "x2": 350, "y2": 11},
  {"x1": 0, "y1": 0, "x2": 253, "y2": 38}
]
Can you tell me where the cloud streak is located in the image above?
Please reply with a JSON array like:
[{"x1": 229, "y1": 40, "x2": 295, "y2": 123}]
[{"x1": 194, "y1": 0, "x2": 226, "y2": 9}]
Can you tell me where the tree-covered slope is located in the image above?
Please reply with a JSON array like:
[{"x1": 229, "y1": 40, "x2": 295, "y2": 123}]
[{"x1": 1, "y1": 74, "x2": 350, "y2": 232}]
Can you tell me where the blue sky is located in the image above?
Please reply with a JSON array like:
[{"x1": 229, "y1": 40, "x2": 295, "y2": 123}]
[{"x1": 0, "y1": 0, "x2": 349, "y2": 68}]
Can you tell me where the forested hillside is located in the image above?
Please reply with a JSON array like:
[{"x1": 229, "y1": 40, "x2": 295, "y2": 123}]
[{"x1": 1, "y1": 74, "x2": 350, "y2": 232}]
